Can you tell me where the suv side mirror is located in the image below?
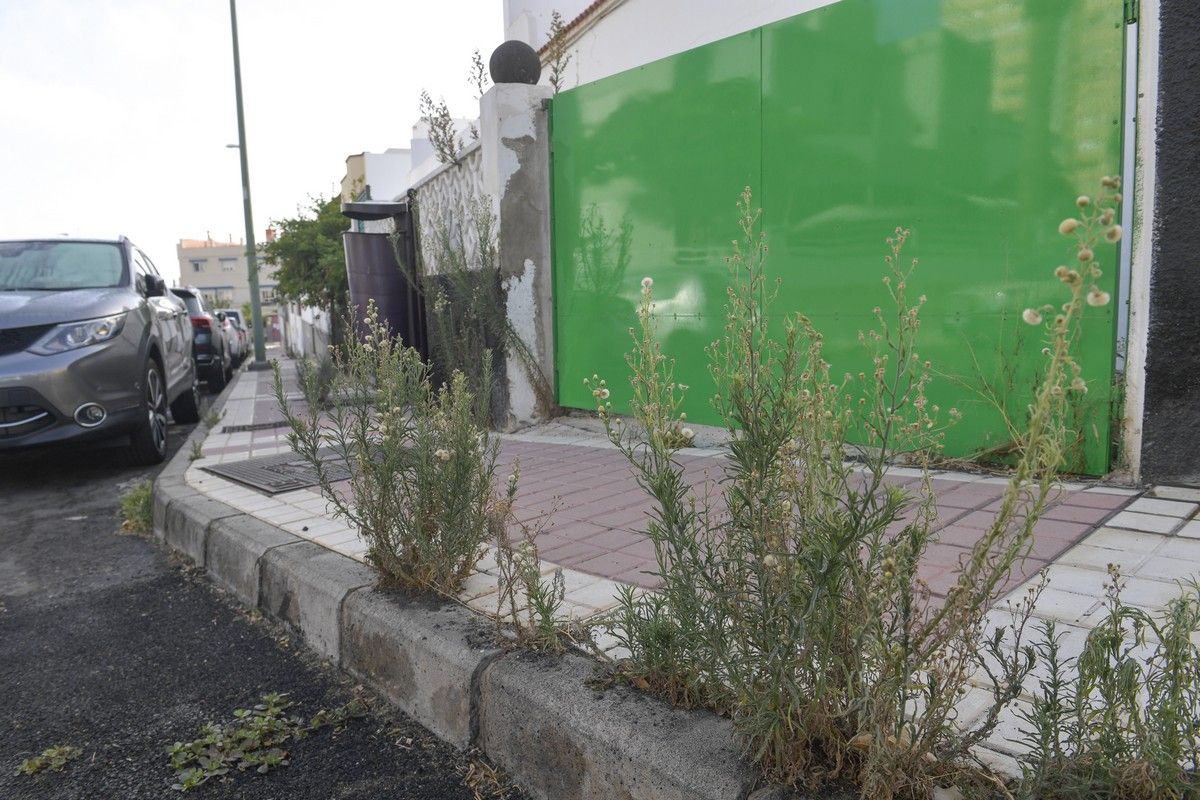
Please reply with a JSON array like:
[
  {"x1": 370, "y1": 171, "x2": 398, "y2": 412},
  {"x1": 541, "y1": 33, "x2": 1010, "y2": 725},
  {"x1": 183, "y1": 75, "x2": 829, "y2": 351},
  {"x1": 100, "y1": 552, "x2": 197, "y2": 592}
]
[{"x1": 144, "y1": 274, "x2": 166, "y2": 298}]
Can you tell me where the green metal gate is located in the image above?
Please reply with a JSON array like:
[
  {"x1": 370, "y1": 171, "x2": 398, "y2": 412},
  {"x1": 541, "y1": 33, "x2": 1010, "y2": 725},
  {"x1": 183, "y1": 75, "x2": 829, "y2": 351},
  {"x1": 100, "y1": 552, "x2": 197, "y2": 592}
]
[{"x1": 550, "y1": 0, "x2": 1126, "y2": 475}]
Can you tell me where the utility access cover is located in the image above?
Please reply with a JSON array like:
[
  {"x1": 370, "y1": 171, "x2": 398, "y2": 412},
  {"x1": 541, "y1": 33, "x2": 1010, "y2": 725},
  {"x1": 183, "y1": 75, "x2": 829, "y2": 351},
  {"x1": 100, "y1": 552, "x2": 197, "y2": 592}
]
[{"x1": 201, "y1": 448, "x2": 350, "y2": 494}]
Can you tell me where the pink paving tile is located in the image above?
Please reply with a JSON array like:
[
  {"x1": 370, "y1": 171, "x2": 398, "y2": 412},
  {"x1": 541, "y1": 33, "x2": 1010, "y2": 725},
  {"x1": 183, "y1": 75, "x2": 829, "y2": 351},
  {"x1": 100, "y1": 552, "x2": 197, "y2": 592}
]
[
  {"x1": 1062, "y1": 491, "x2": 1137, "y2": 510},
  {"x1": 613, "y1": 567, "x2": 664, "y2": 590},
  {"x1": 539, "y1": 540, "x2": 606, "y2": 567},
  {"x1": 937, "y1": 485, "x2": 1004, "y2": 509},
  {"x1": 573, "y1": 550, "x2": 654, "y2": 580},
  {"x1": 580, "y1": 527, "x2": 645, "y2": 551},
  {"x1": 1031, "y1": 519, "x2": 1091, "y2": 541},
  {"x1": 617, "y1": 538, "x2": 659, "y2": 560},
  {"x1": 1041, "y1": 503, "x2": 1117, "y2": 525},
  {"x1": 935, "y1": 524, "x2": 989, "y2": 549},
  {"x1": 541, "y1": 519, "x2": 611, "y2": 543}
]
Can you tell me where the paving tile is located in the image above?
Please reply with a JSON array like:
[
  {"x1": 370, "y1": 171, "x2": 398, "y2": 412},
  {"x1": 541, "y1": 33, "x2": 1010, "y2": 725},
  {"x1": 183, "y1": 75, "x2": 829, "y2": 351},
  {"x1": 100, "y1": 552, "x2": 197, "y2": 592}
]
[
  {"x1": 1085, "y1": 485, "x2": 1141, "y2": 496},
  {"x1": 1153, "y1": 537, "x2": 1200, "y2": 565},
  {"x1": 1031, "y1": 519, "x2": 1091, "y2": 542},
  {"x1": 1125, "y1": 497, "x2": 1199, "y2": 518},
  {"x1": 562, "y1": 576, "x2": 624, "y2": 610},
  {"x1": 1178, "y1": 520, "x2": 1200, "y2": 540},
  {"x1": 1083, "y1": 526, "x2": 1169, "y2": 554},
  {"x1": 937, "y1": 485, "x2": 1004, "y2": 509},
  {"x1": 573, "y1": 550, "x2": 653, "y2": 580},
  {"x1": 1150, "y1": 485, "x2": 1200, "y2": 503},
  {"x1": 580, "y1": 527, "x2": 645, "y2": 551},
  {"x1": 1134, "y1": 555, "x2": 1200, "y2": 585},
  {"x1": 612, "y1": 567, "x2": 662, "y2": 590},
  {"x1": 539, "y1": 541, "x2": 605, "y2": 568},
  {"x1": 1108, "y1": 510, "x2": 1182, "y2": 535},
  {"x1": 541, "y1": 519, "x2": 611, "y2": 542},
  {"x1": 617, "y1": 537, "x2": 658, "y2": 560},
  {"x1": 1062, "y1": 491, "x2": 1137, "y2": 510},
  {"x1": 1027, "y1": 586, "x2": 1101, "y2": 624},
  {"x1": 1040, "y1": 503, "x2": 1116, "y2": 525},
  {"x1": 1058, "y1": 543, "x2": 1147, "y2": 573}
]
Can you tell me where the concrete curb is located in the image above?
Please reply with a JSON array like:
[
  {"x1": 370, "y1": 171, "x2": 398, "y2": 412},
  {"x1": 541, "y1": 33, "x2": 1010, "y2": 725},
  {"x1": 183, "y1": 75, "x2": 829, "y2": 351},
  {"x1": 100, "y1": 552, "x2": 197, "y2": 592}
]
[{"x1": 153, "y1": 367, "x2": 760, "y2": 800}]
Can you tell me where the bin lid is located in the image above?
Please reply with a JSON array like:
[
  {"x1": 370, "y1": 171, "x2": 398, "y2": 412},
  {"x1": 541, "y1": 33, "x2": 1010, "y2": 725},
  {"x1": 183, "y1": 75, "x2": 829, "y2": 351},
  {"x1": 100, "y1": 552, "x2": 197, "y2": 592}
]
[{"x1": 340, "y1": 200, "x2": 407, "y2": 221}]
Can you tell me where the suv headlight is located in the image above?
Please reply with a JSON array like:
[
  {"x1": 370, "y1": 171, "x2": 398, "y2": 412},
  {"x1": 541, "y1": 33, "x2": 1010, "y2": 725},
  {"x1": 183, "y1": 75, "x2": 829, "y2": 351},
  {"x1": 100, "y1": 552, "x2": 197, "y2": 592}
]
[{"x1": 29, "y1": 313, "x2": 128, "y2": 355}]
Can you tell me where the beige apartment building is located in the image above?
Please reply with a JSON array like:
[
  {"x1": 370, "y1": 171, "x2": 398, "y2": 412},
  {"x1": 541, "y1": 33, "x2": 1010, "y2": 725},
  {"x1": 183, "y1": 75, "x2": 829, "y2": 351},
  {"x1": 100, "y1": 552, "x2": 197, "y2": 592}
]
[{"x1": 175, "y1": 234, "x2": 281, "y2": 340}]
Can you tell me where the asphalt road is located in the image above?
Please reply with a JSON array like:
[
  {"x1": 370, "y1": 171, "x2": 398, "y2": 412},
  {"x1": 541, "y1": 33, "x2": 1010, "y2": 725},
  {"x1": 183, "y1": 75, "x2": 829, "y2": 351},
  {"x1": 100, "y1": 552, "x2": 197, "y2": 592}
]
[{"x1": 0, "y1": 399, "x2": 522, "y2": 799}]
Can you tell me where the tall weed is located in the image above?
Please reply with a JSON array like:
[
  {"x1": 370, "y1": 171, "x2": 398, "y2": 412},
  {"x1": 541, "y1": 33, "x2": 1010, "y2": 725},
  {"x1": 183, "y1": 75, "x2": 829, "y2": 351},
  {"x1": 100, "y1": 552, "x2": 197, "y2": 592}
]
[{"x1": 597, "y1": 183, "x2": 1119, "y2": 799}]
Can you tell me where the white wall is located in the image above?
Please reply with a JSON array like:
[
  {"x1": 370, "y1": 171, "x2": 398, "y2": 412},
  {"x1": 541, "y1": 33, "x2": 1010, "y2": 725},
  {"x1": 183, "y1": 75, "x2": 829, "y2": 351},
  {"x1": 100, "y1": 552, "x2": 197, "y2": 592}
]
[
  {"x1": 363, "y1": 149, "x2": 412, "y2": 201},
  {"x1": 508, "y1": 0, "x2": 841, "y2": 90},
  {"x1": 504, "y1": 0, "x2": 590, "y2": 48}
]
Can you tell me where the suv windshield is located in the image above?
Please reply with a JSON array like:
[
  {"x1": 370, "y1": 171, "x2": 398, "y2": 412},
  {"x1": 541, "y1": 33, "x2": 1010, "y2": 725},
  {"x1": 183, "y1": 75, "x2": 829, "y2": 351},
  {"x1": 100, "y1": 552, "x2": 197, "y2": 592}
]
[
  {"x1": 0, "y1": 241, "x2": 126, "y2": 291},
  {"x1": 173, "y1": 292, "x2": 204, "y2": 316}
]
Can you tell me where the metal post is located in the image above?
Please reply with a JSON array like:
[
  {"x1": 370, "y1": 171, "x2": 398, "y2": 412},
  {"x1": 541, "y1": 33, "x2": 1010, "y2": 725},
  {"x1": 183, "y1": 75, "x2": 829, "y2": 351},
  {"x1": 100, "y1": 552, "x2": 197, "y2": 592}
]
[{"x1": 229, "y1": 0, "x2": 266, "y2": 365}]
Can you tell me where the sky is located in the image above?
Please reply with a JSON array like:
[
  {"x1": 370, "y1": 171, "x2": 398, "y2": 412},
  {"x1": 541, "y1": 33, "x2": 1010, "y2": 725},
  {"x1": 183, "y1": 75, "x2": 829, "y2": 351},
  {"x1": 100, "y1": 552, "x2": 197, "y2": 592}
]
[{"x1": 0, "y1": 0, "x2": 503, "y2": 286}]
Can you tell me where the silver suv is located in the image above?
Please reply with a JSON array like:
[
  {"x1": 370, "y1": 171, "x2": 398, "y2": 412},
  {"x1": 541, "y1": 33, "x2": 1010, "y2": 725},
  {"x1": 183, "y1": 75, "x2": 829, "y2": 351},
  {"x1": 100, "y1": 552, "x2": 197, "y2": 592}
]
[{"x1": 0, "y1": 237, "x2": 201, "y2": 464}]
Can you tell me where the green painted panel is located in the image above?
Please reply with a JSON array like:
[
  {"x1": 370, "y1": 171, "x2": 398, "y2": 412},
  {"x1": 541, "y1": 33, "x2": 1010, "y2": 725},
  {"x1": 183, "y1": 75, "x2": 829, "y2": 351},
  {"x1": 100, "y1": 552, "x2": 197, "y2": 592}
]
[
  {"x1": 551, "y1": 0, "x2": 1124, "y2": 474},
  {"x1": 550, "y1": 29, "x2": 762, "y2": 421}
]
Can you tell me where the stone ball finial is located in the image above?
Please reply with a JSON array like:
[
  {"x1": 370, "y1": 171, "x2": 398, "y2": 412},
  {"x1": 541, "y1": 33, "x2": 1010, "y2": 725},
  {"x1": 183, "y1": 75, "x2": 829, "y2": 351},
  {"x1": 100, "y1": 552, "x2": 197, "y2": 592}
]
[{"x1": 489, "y1": 40, "x2": 541, "y2": 85}]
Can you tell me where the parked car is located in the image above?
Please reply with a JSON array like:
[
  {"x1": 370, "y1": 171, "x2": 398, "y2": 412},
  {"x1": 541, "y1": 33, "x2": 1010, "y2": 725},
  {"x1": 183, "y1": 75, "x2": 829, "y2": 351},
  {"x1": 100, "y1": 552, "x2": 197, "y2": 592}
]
[
  {"x1": 217, "y1": 308, "x2": 248, "y2": 365},
  {"x1": 0, "y1": 237, "x2": 201, "y2": 464},
  {"x1": 170, "y1": 287, "x2": 232, "y2": 391}
]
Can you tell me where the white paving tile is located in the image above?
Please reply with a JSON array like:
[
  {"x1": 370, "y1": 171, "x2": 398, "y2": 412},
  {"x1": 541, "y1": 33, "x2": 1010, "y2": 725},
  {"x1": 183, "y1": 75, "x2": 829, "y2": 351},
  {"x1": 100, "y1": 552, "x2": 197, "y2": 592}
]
[
  {"x1": 1084, "y1": 485, "x2": 1141, "y2": 496},
  {"x1": 563, "y1": 576, "x2": 624, "y2": 611},
  {"x1": 1080, "y1": 527, "x2": 1168, "y2": 554},
  {"x1": 1058, "y1": 543, "x2": 1147, "y2": 573},
  {"x1": 1107, "y1": 511, "x2": 1182, "y2": 534},
  {"x1": 1134, "y1": 556, "x2": 1200, "y2": 585},
  {"x1": 1178, "y1": 520, "x2": 1200, "y2": 540},
  {"x1": 1125, "y1": 497, "x2": 1199, "y2": 518},
  {"x1": 1150, "y1": 485, "x2": 1200, "y2": 503},
  {"x1": 1153, "y1": 537, "x2": 1200, "y2": 564}
]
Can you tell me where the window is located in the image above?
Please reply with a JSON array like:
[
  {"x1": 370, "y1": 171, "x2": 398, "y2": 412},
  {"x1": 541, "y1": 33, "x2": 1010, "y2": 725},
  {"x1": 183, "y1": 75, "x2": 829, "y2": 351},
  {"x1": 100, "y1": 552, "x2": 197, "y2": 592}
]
[
  {"x1": 190, "y1": 260, "x2": 205, "y2": 273},
  {"x1": 219, "y1": 257, "x2": 237, "y2": 272},
  {"x1": 260, "y1": 286, "x2": 277, "y2": 304}
]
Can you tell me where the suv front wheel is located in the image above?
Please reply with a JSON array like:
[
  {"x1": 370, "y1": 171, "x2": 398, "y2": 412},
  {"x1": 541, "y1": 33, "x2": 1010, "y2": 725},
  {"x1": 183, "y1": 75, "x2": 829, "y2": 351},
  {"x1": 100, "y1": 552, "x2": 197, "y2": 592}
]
[{"x1": 125, "y1": 359, "x2": 169, "y2": 465}]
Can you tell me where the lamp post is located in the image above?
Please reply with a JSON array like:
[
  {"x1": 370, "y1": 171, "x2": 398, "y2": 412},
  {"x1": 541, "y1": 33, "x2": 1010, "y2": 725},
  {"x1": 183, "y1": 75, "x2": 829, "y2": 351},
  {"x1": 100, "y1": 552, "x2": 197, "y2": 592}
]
[{"x1": 229, "y1": 0, "x2": 266, "y2": 366}]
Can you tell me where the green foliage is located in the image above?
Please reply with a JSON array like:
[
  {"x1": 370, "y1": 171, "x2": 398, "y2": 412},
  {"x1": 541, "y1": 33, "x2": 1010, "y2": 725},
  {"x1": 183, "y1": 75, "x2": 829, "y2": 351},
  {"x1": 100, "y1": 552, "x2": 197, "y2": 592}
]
[
  {"x1": 275, "y1": 303, "x2": 502, "y2": 594},
  {"x1": 120, "y1": 480, "x2": 153, "y2": 535},
  {"x1": 203, "y1": 408, "x2": 225, "y2": 431},
  {"x1": 419, "y1": 90, "x2": 463, "y2": 167},
  {"x1": 421, "y1": 197, "x2": 555, "y2": 423},
  {"x1": 546, "y1": 10, "x2": 572, "y2": 94},
  {"x1": 262, "y1": 196, "x2": 348, "y2": 322},
  {"x1": 15, "y1": 745, "x2": 82, "y2": 776},
  {"x1": 594, "y1": 185, "x2": 1114, "y2": 799},
  {"x1": 495, "y1": 463, "x2": 568, "y2": 652},
  {"x1": 168, "y1": 692, "x2": 365, "y2": 791},
  {"x1": 188, "y1": 440, "x2": 203, "y2": 462},
  {"x1": 1015, "y1": 573, "x2": 1200, "y2": 800}
]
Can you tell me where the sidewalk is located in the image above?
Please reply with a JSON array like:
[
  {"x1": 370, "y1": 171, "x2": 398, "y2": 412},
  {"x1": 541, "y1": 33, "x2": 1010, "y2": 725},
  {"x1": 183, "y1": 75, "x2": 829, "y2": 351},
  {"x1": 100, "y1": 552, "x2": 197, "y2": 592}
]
[{"x1": 186, "y1": 354, "x2": 1200, "y2": 763}]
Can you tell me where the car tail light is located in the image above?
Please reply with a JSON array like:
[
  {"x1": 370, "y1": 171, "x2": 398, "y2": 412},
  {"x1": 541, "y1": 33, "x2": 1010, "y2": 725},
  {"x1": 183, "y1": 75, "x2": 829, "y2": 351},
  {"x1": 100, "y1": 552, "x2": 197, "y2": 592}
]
[{"x1": 190, "y1": 316, "x2": 211, "y2": 330}]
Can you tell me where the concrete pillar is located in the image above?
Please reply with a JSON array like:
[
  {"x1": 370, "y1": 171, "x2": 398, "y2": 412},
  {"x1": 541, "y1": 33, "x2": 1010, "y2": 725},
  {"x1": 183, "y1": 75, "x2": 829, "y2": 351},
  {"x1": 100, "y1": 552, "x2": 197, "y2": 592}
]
[
  {"x1": 1127, "y1": 0, "x2": 1200, "y2": 485},
  {"x1": 479, "y1": 83, "x2": 556, "y2": 427}
]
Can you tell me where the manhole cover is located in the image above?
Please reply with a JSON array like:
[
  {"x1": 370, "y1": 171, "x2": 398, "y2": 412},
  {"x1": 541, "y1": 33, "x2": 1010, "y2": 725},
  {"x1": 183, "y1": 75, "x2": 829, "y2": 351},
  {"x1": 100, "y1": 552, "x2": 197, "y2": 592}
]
[
  {"x1": 202, "y1": 448, "x2": 350, "y2": 494},
  {"x1": 220, "y1": 420, "x2": 292, "y2": 434}
]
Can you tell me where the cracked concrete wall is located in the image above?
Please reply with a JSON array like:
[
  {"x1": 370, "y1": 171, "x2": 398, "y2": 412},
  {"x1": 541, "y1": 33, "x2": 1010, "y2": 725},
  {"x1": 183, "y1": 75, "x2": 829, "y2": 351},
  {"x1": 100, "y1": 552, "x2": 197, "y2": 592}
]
[
  {"x1": 481, "y1": 83, "x2": 556, "y2": 426},
  {"x1": 1138, "y1": 0, "x2": 1200, "y2": 485}
]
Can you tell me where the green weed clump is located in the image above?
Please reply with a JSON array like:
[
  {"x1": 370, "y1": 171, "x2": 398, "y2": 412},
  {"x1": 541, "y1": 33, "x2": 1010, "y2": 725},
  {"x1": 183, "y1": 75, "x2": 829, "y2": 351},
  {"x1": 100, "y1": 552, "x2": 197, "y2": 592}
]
[
  {"x1": 120, "y1": 479, "x2": 153, "y2": 535},
  {"x1": 15, "y1": 744, "x2": 82, "y2": 776},
  {"x1": 274, "y1": 302, "x2": 502, "y2": 595},
  {"x1": 168, "y1": 691, "x2": 365, "y2": 791},
  {"x1": 595, "y1": 183, "x2": 1124, "y2": 799}
]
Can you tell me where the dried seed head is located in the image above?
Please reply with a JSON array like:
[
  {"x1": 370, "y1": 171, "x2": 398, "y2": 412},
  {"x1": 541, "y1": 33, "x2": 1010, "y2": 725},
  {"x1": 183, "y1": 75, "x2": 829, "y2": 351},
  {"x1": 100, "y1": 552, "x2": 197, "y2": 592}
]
[
  {"x1": 1076, "y1": 195, "x2": 1090, "y2": 208},
  {"x1": 1077, "y1": 247, "x2": 1094, "y2": 263},
  {"x1": 1022, "y1": 308, "x2": 1043, "y2": 325},
  {"x1": 1058, "y1": 218, "x2": 1080, "y2": 235},
  {"x1": 1105, "y1": 225, "x2": 1123, "y2": 243},
  {"x1": 641, "y1": 276, "x2": 653, "y2": 290},
  {"x1": 1087, "y1": 288, "x2": 1111, "y2": 307},
  {"x1": 1071, "y1": 377, "x2": 1088, "y2": 393}
]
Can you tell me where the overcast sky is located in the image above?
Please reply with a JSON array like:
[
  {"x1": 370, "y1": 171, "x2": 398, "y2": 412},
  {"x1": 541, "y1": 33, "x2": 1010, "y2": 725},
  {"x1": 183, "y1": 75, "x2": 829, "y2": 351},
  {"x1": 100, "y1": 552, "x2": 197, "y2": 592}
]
[{"x1": 0, "y1": 0, "x2": 502, "y2": 285}]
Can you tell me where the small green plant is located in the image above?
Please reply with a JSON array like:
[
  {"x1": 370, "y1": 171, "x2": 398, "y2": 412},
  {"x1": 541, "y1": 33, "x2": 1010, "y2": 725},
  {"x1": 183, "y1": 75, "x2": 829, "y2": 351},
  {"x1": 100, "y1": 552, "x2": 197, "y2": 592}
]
[
  {"x1": 421, "y1": 196, "x2": 556, "y2": 422},
  {"x1": 546, "y1": 10, "x2": 572, "y2": 94},
  {"x1": 593, "y1": 182, "x2": 1117, "y2": 799},
  {"x1": 188, "y1": 440, "x2": 203, "y2": 461},
  {"x1": 168, "y1": 692, "x2": 365, "y2": 791},
  {"x1": 120, "y1": 479, "x2": 153, "y2": 535},
  {"x1": 419, "y1": 89, "x2": 463, "y2": 167},
  {"x1": 275, "y1": 303, "x2": 502, "y2": 594},
  {"x1": 494, "y1": 462, "x2": 567, "y2": 652},
  {"x1": 202, "y1": 408, "x2": 224, "y2": 431},
  {"x1": 15, "y1": 744, "x2": 82, "y2": 776},
  {"x1": 1016, "y1": 569, "x2": 1200, "y2": 800}
]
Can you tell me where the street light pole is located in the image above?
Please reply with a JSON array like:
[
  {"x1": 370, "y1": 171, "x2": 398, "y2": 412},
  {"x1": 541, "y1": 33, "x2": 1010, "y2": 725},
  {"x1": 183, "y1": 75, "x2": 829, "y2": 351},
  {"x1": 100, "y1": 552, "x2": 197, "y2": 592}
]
[{"x1": 229, "y1": 0, "x2": 266, "y2": 365}]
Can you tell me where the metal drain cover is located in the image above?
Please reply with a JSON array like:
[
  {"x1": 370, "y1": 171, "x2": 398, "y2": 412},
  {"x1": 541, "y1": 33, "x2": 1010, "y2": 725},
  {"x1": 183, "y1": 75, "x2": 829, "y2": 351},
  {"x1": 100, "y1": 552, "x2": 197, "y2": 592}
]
[
  {"x1": 202, "y1": 448, "x2": 350, "y2": 494},
  {"x1": 220, "y1": 420, "x2": 292, "y2": 434}
]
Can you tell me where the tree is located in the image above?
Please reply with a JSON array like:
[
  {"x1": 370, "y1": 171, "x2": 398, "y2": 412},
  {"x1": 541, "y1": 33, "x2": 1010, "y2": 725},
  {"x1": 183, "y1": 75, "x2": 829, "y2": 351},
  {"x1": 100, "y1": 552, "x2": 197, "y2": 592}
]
[{"x1": 263, "y1": 196, "x2": 347, "y2": 341}]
